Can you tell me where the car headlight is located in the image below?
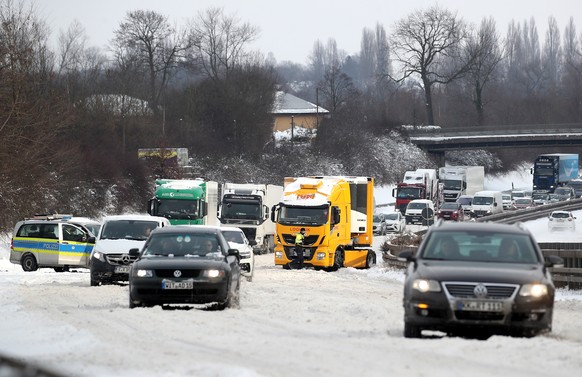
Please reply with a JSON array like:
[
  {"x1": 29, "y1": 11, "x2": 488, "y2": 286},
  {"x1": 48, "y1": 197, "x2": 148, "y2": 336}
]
[
  {"x1": 92, "y1": 251, "x2": 105, "y2": 261},
  {"x1": 412, "y1": 279, "x2": 441, "y2": 293},
  {"x1": 316, "y1": 252, "x2": 326, "y2": 260},
  {"x1": 134, "y1": 269, "x2": 153, "y2": 278},
  {"x1": 519, "y1": 284, "x2": 548, "y2": 297},
  {"x1": 202, "y1": 269, "x2": 225, "y2": 279},
  {"x1": 275, "y1": 251, "x2": 283, "y2": 259}
]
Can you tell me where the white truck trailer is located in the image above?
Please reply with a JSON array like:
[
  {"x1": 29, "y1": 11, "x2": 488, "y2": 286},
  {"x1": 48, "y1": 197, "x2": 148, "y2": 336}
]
[
  {"x1": 218, "y1": 183, "x2": 283, "y2": 255},
  {"x1": 439, "y1": 166, "x2": 485, "y2": 202}
]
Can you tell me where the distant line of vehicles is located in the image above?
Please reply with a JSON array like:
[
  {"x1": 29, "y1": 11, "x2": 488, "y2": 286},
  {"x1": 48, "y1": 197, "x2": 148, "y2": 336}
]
[{"x1": 381, "y1": 153, "x2": 582, "y2": 229}]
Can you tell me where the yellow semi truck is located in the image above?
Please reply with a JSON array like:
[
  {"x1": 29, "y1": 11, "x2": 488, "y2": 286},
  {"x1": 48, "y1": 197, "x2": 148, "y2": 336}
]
[{"x1": 271, "y1": 176, "x2": 376, "y2": 270}]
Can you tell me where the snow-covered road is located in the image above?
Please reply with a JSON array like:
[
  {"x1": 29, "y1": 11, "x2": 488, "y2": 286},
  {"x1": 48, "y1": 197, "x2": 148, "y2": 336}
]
[{"x1": 1, "y1": 232, "x2": 582, "y2": 377}]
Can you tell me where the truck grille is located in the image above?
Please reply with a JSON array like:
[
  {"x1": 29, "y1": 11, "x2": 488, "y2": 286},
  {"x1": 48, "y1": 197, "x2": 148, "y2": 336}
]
[
  {"x1": 282, "y1": 234, "x2": 318, "y2": 245},
  {"x1": 283, "y1": 246, "x2": 315, "y2": 260}
]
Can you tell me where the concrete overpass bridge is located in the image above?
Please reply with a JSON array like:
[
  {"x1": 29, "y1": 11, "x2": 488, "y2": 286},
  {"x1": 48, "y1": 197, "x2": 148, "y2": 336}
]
[{"x1": 405, "y1": 123, "x2": 582, "y2": 166}]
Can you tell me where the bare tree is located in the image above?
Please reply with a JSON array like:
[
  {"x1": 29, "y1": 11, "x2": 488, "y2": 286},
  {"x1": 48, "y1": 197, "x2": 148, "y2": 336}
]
[
  {"x1": 56, "y1": 21, "x2": 107, "y2": 102},
  {"x1": 0, "y1": 0, "x2": 75, "y2": 227},
  {"x1": 359, "y1": 23, "x2": 391, "y2": 87},
  {"x1": 542, "y1": 16, "x2": 562, "y2": 93},
  {"x1": 308, "y1": 38, "x2": 346, "y2": 83},
  {"x1": 390, "y1": 5, "x2": 472, "y2": 125},
  {"x1": 318, "y1": 66, "x2": 359, "y2": 113},
  {"x1": 522, "y1": 18, "x2": 543, "y2": 94},
  {"x1": 112, "y1": 10, "x2": 189, "y2": 116},
  {"x1": 562, "y1": 17, "x2": 582, "y2": 119},
  {"x1": 187, "y1": 7, "x2": 258, "y2": 81},
  {"x1": 464, "y1": 17, "x2": 504, "y2": 125},
  {"x1": 57, "y1": 20, "x2": 87, "y2": 75},
  {"x1": 360, "y1": 28, "x2": 375, "y2": 82}
]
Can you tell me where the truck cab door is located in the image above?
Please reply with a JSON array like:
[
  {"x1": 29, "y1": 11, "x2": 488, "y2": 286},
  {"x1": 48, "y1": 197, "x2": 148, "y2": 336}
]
[{"x1": 147, "y1": 198, "x2": 159, "y2": 216}]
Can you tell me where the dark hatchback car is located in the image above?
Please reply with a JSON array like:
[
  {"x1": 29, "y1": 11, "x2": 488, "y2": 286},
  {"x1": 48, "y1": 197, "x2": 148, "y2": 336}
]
[
  {"x1": 436, "y1": 202, "x2": 465, "y2": 222},
  {"x1": 128, "y1": 226, "x2": 241, "y2": 310},
  {"x1": 399, "y1": 221, "x2": 563, "y2": 339}
]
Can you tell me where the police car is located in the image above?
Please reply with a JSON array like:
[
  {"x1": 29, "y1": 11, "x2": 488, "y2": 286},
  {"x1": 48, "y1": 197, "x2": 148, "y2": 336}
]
[{"x1": 10, "y1": 214, "x2": 97, "y2": 272}]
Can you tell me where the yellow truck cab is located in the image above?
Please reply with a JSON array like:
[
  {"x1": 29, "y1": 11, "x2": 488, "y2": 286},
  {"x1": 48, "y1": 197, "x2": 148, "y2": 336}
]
[{"x1": 271, "y1": 176, "x2": 376, "y2": 270}]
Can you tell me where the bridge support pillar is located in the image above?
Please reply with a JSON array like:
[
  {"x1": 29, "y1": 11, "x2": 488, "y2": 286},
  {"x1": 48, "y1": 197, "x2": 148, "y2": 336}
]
[{"x1": 430, "y1": 151, "x2": 446, "y2": 167}]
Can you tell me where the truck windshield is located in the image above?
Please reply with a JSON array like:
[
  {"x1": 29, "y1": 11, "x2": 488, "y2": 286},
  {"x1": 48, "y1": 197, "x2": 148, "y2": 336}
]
[
  {"x1": 221, "y1": 200, "x2": 262, "y2": 221},
  {"x1": 442, "y1": 179, "x2": 462, "y2": 190},
  {"x1": 397, "y1": 187, "x2": 421, "y2": 198},
  {"x1": 278, "y1": 205, "x2": 329, "y2": 226},
  {"x1": 534, "y1": 167, "x2": 554, "y2": 176},
  {"x1": 157, "y1": 199, "x2": 200, "y2": 219}
]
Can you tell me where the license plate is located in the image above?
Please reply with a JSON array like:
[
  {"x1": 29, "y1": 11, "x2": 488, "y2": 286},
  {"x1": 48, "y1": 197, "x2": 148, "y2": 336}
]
[
  {"x1": 162, "y1": 280, "x2": 193, "y2": 290},
  {"x1": 458, "y1": 300, "x2": 503, "y2": 312},
  {"x1": 114, "y1": 266, "x2": 130, "y2": 273}
]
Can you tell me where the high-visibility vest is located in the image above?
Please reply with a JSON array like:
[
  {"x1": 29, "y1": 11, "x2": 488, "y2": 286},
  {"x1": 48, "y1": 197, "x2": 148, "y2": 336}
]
[{"x1": 295, "y1": 233, "x2": 304, "y2": 245}]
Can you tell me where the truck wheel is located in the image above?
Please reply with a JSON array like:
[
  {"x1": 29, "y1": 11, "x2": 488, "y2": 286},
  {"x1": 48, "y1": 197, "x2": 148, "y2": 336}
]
[
  {"x1": 365, "y1": 251, "x2": 376, "y2": 269},
  {"x1": 329, "y1": 248, "x2": 344, "y2": 271}
]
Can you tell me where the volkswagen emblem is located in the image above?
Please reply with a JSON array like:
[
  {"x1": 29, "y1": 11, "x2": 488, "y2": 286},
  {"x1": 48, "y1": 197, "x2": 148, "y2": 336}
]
[
  {"x1": 473, "y1": 284, "x2": 488, "y2": 298},
  {"x1": 173, "y1": 270, "x2": 182, "y2": 278},
  {"x1": 121, "y1": 255, "x2": 131, "y2": 264}
]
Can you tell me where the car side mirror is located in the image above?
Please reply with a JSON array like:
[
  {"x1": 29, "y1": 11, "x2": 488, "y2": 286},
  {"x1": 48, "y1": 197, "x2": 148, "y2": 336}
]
[
  {"x1": 398, "y1": 250, "x2": 416, "y2": 262},
  {"x1": 545, "y1": 255, "x2": 564, "y2": 268},
  {"x1": 228, "y1": 248, "x2": 240, "y2": 257},
  {"x1": 129, "y1": 248, "x2": 140, "y2": 257},
  {"x1": 249, "y1": 240, "x2": 257, "y2": 246},
  {"x1": 87, "y1": 236, "x2": 96, "y2": 244}
]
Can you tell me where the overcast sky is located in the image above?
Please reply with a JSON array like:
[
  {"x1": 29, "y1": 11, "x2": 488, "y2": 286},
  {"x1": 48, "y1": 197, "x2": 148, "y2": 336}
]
[{"x1": 40, "y1": 0, "x2": 579, "y2": 64}]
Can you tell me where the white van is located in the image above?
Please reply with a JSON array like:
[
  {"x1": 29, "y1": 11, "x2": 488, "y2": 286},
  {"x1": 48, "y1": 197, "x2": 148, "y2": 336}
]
[
  {"x1": 471, "y1": 190, "x2": 504, "y2": 218},
  {"x1": 89, "y1": 214, "x2": 170, "y2": 286}
]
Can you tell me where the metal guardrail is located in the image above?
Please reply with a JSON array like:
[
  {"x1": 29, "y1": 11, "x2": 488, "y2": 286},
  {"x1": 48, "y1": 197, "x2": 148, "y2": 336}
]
[
  {"x1": 402, "y1": 123, "x2": 582, "y2": 136},
  {"x1": 476, "y1": 197, "x2": 582, "y2": 224}
]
